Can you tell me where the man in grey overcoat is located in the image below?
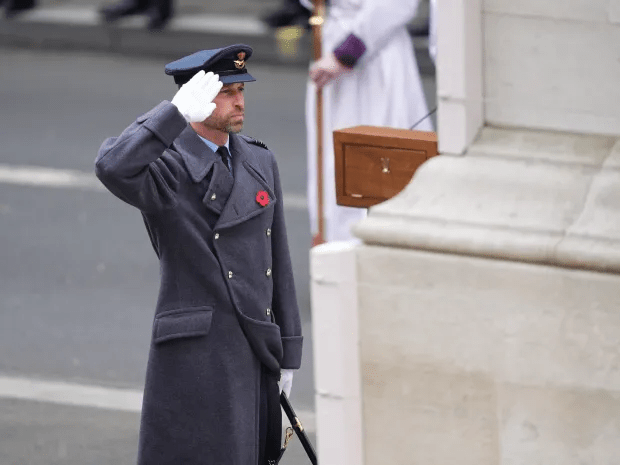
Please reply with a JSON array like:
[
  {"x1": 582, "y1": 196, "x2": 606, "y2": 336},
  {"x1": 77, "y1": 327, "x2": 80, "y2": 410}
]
[{"x1": 95, "y1": 44, "x2": 303, "y2": 465}]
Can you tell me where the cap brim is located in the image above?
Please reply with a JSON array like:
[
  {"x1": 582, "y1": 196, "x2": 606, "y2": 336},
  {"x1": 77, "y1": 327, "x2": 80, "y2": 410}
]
[{"x1": 220, "y1": 73, "x2": 256, "y2": 84}]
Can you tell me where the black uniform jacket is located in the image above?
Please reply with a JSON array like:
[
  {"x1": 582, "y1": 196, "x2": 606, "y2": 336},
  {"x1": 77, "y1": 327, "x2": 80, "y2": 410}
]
[{"x1": 95, "y1": 101, "x2": 302, "y2": 465}]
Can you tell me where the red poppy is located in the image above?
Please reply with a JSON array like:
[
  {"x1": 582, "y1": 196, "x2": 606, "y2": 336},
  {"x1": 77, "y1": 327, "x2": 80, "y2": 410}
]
[{"x1": 256, "y1": 190, "x2": 269, "y2": 207}]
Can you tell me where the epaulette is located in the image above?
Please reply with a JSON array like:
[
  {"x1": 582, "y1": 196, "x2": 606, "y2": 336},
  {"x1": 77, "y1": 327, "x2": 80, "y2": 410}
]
[{"x1": 241, "y1": 134, "x2": 269, "y2": 150}]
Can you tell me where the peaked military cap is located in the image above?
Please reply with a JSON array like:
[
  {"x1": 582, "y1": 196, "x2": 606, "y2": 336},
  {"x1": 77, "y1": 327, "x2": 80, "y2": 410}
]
[{"x1": 165, "y1": 44, "x2": 256, "y2": 86}]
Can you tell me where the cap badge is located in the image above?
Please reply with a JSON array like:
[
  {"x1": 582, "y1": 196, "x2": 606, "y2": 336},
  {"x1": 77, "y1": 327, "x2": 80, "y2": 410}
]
[{"x1": 234, "y1": 52, "x2": 246, "y2": 70}]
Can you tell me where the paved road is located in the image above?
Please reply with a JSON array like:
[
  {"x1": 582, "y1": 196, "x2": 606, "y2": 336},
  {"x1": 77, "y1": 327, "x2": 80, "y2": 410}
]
[{"x1": 0, "y1": 46, "x2": 435, "y2": 464}]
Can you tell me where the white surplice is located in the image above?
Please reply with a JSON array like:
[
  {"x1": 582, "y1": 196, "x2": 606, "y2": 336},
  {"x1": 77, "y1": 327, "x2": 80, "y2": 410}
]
[{"x1": 305, "y1": 0, "x2": 433, "y2": 243}]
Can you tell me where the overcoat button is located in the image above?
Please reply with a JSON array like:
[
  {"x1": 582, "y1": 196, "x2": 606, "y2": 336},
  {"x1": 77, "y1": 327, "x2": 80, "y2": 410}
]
[
  {"x1": 211, "y1": 193, "x2": 217, "y2": 201},
  {"x1": 266, "y1": 308, "x2": 271, "y2": 316},
  {"x1": 228, "y1": 271, "x2": 233, "y2": 279},
  {"x1": 214, "y1": 233, "x2": 220, "y2": 240},
  {"x1": 266, "y1": 268, "x2": 272, "y2": 277},
  {"x1": 266, "y1": 228, "x2": 271, "y2": 236}
]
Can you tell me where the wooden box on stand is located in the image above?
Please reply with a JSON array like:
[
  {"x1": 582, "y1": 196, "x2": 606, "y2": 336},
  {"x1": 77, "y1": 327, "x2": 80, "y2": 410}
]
[{"x1": 333, "y1": 126, "x2": 438, "y2": 208}]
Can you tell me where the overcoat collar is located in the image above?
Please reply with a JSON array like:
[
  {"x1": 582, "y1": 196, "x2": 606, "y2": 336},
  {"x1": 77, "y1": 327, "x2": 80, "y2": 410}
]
[
  {"x1": 174, "y1": 126, "x2": 217, "y2": 183},
  {"x1": 174, "y1": 129, "x2": 277, "y2": 229}
]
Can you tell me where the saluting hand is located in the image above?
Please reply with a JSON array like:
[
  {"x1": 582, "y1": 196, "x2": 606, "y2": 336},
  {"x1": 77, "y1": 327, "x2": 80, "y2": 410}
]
[{"x1": 171, "y1": 70, "x2": 223, "y2": 123}]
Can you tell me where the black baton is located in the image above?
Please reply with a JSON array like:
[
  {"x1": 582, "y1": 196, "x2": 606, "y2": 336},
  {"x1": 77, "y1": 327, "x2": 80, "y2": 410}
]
[{"x1": 280, "y1": 392, "x2": 318, "y2": 465}]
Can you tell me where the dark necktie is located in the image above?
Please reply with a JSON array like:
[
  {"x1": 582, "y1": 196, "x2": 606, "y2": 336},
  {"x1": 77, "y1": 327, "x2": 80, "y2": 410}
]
[{"x1": 216, "y1": 146, "x2": 232, "y2": 172}]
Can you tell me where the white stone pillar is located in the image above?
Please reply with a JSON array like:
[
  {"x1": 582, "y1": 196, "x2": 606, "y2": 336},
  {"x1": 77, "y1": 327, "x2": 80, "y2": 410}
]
[
  {"x1": 483, "y1": 0, "x2": 620, "y2": 136},
  {"x1": 310, "y1": 241, "x2": 363, "y2": 465},
  {"x1": 436, "y1": 0, "x2": 484, "y2": 155}
]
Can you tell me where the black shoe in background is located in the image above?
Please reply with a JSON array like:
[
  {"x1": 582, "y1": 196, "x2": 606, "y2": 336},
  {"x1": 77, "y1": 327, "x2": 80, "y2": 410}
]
[
  {"x1": 262, "y1": 1, "x2": 311, "y2": 29},
  {"x1": 5, "y1": 0, "x2": 36, "y2": 18}
]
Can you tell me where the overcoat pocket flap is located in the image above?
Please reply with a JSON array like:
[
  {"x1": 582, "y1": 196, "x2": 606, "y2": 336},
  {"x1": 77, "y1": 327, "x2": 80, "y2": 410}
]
[{"x1": 153, "y1": 307, "x2": 213, "y2": 344}]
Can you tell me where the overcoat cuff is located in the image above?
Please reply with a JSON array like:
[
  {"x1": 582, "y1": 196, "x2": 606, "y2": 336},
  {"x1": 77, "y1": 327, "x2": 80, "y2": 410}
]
[
  {"x1": 141, "y1": 101, "x2": 189, "y2": 147},
  {"x1": 280, "y1": 336, "x2": 303, "y2": 369}
]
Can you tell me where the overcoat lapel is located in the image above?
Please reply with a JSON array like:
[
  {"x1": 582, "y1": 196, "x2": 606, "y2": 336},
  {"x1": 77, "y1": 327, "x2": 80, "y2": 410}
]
[
  {"x1": 173, "y1": 127, "x2": 235, "y2": 213},
  {"x1": 216, "y1": 134, "x2": 277, "y2": 230}
]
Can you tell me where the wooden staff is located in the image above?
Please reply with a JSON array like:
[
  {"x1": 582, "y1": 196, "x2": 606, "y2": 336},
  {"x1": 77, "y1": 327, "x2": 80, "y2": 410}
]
[{"x1": 309, "y1": 0, "x2": 326, "y2": 246}]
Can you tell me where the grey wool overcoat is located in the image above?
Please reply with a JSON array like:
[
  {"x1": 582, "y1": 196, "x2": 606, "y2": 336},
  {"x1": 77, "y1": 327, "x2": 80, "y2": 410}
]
[{"x1": 95, "y1": 101, "x2": 303, "y2": 465}]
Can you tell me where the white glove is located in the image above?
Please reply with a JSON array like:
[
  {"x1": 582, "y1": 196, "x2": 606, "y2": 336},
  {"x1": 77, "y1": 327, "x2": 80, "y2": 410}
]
[
  {"x1": 279, "y1": 369, "x2": 294, "y2": 397},
  {"x1": 171, "y1": 70, "x2": 223, "y2": 123}
]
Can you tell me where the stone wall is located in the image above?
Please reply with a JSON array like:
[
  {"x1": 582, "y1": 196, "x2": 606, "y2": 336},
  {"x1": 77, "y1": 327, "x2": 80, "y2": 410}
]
[
  {"x1": 483, "y1": 0, "x2": 620, "y2": 136},
  {"x1": 356, "y1": 245, "x2": 620, "y2": 465}
]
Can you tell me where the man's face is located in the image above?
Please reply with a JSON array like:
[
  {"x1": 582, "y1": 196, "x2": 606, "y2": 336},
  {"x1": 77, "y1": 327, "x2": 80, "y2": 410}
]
[{"x1": 202, "y1": 82, "x2": 245, "y2": 134}]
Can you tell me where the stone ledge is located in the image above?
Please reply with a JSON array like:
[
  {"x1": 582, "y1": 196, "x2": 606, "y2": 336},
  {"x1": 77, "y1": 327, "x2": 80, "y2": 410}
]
[{"x1": 354, "y1": 126, "x2": 620, "y2": 273}]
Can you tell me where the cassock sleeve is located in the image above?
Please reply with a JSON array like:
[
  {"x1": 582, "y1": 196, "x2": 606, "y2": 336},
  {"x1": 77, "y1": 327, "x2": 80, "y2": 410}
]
[
  {"x1": 334, "y1": 0, "x2": 421, "y2": 66},
  {"x1": 95, "y1": 101, "x2": 187, "y2": 213}
]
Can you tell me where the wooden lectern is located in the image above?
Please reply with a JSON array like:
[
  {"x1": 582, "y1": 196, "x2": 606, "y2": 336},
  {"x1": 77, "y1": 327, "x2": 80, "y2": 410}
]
[{"x1": 334, "y1": 126, "x2": 438, "y2": 208}]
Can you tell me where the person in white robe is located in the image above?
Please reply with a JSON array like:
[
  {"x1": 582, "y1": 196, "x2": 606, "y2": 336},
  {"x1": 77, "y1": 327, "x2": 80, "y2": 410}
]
[{"x1": 303, "y1": 0, "x2": 433, "y2": 244}]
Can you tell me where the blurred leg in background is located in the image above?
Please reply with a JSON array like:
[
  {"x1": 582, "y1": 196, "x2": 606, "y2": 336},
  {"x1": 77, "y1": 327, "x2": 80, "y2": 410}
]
[{"x1": 99, "y1": 0, "x2": 172, "y2": 30}]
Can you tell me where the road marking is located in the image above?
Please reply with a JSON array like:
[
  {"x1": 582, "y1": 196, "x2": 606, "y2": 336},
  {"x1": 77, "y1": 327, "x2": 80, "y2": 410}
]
[
  {"x1": 0, "y1": 164, "x2": 105, "y2": 191},
  {"x1": 0, "y1": 375, "x2": 316, "y2": 431},
  {"x1": 0, "y1": 164, "x2": 307, "y2": 210},
  {"x1": 0, "y1": 375, "x2": 142, "y2": 412}
]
